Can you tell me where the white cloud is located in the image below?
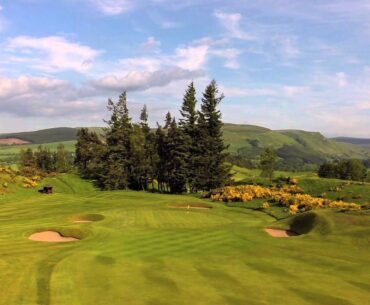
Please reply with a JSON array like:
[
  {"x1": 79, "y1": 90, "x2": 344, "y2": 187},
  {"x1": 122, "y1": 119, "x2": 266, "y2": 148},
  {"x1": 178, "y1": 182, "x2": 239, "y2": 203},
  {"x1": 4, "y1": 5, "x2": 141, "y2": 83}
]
[
  {"x1": 282, "y1": 86, "x2": 309, "y2": 96},
  {"x1": 159, "y1": 20, "x2": 179, "y2": 29},
  {"x1": 211, "y1": 48, "x2": 242, "y2": 69},
  {"x1": 6, "y1": 36, "x2": 101, "y2": 73},
  {"x1": 0, "y1": 4, "x2": 7, "y2": 32},
  {"x1": 90, "y1": 0, "x2": 134, "y2": 15},
  {"x1": 0, "y1": 69, "x2": 205, "y2": 119},
  {"x1": 336, "y1": 72, "x2": 348, "y2": 88},
  {"x1": 141, "y1": 36, "x2": 161, "y2": 52},
  {"x1": 214, "y1": 11, "x2": 254, "y2": 40},
  {"x1": 91, "y1": 68, "x2": 205, "y2": 92},
  {"x1": 356, "y1": 101, "x2": 370, "y2": 110},
  {"x1": 220, "y1": 86, "x2": 277, "y2": 97},
  {"x1": 276, "y1": 37, "x2": 300, "y2": 58},
  {"x1": 174, "y1": 45, "x2": 209, "y2": 70},
  {"x1": 119, "y1": 57, "x2": 162, "y2": 73},
  {"x1": 0, "y1": 75, "x2": 99, "y2": 117},
  {"x1": 0, "y1": 76, "x2": 68, "y2": 100}
]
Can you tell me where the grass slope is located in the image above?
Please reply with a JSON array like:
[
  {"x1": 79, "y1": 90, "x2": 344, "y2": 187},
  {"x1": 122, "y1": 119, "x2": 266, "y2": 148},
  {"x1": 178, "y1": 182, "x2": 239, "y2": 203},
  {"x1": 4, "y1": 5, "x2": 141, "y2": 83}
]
[{"x1": 0, "y1": 174, "x2": 369, "y2": 305}]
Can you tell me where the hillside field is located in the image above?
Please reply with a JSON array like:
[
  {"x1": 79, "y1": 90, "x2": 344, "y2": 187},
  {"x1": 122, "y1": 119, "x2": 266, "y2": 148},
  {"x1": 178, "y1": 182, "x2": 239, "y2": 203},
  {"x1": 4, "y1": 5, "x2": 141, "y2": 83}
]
[
  {"x1": 0, "y1": 174, "x2": 369, "y2": 305},
  {"x1": 1, "y1": 125, "x2": 369, "y2": 167}
]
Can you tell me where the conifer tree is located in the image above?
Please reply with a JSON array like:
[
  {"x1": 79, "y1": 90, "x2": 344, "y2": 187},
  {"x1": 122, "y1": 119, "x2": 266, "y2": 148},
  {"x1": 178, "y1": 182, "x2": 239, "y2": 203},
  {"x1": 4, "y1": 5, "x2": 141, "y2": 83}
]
[
  {"x1": 164, "y1": 111, "x2": 172, "y2": 129},
  {"x1": 179, "y1": 82, "x2": 199, "y2": 191},
  {"x1": 129, "y1": 123, "x2": 147, "y2": 190},
  {"x1": 166, "y1": 118, "x2": 188, "y2": 193},
  {"x1": 155, "y1": 124, "x2": 168, "y2": 192},
  {"x1": 75, "y1": 128, "x2": 105, "y2": 179},
  {"x1": 193, "y1": 80, "x2": 231, "y2": 191},
  {"x1": 103, "y1": 92, "x2": 133, "y2": 190},
  {"x1": 139, "y1": 105, "x2": 158, "y2": 190}
]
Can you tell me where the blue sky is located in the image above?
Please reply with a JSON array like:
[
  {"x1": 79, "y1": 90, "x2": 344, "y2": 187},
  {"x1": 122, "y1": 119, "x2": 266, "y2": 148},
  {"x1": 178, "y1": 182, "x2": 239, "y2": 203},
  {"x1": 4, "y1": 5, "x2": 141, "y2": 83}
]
[{"x1": 0, "y1": 0, "x2": 369, "y2": 137}]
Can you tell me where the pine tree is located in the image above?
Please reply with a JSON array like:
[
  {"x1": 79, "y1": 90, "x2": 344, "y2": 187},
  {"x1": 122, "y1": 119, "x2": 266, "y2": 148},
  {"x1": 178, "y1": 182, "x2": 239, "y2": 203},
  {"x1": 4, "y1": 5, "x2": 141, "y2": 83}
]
[
  {"x1": 139, "y1": 105, "x2": 158, "y2": 190},
  {"x1": 164, "y1": 111, "x2": 172, "y2": 129},
  {"x1": 193, "y1": 80, "x2": 231, "y2": 191},
  {"x1": 129, "y1": 124, "x2": 147, "y2": 190},
  {"x1": 179, "y1": 82, "x2": 199, "y2": 191},
  {"x1": 155, "y1": 124, "x2": 169, "y2": 192},
  {"x1": 103, "y1": 92, "x2": 133, "y2": 190},
  {"x1": 166, "y1": 118, "x2": 188, "y2": 193},
  {"x1": 180, "y1": 82, "x2": 198, "y2": 131},
  {"x1": 75, "y1": 128, "x2": 104, "y2": 179}
]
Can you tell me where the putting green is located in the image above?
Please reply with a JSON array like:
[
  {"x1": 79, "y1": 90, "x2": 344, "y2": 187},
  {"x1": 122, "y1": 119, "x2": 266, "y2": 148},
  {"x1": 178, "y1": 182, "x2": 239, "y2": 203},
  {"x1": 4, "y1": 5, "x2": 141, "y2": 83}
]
[{"x1": 0, "y1": 175, "x2": 369, "y2": 305}]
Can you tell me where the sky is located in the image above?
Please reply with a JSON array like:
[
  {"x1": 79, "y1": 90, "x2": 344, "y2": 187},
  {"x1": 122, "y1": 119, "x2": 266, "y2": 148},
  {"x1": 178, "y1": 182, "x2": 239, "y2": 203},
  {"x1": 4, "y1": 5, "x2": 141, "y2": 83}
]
[{"x1": 0, "y1": 0, "x2": 369, "y2": 137}]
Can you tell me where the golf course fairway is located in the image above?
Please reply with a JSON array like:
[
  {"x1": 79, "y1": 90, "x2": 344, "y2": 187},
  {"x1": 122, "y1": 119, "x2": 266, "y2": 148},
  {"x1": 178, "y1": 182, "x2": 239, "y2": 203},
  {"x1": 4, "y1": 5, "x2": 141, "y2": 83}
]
[{"x1": 0, "y1": 175, "x2": 369, "y2": 305}]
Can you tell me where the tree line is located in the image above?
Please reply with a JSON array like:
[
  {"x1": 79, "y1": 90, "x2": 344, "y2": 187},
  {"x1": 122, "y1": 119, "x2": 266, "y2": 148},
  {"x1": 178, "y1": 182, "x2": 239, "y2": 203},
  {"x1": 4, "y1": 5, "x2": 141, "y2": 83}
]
[
  {"x1": 75, "y1": 80, "x2": 231, "y2": 193},
  {"x1": 19, "y1": 144, "x2": 73, "y2": 175},
  {"x1": 318, "y1": 159, "x2": 368, "y2": 182}
]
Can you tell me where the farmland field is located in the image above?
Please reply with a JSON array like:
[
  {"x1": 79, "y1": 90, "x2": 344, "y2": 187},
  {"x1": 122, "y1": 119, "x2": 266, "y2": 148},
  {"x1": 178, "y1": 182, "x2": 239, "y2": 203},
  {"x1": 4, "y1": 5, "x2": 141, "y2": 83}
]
[{"x1": 0, "y1": 174, "x2": 369, "y2": 305}]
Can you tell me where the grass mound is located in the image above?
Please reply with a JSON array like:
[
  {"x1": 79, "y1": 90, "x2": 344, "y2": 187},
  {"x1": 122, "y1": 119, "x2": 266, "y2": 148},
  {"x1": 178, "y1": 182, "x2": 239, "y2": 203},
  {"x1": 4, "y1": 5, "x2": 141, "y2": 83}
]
[
  {"x1": 289, "y1": 212, "x2": 332, "y2": 235},
  {"x1": 71, "y1": 214, "x2": 105, "y2": 223},
  {"x1": 271, "y1": 211, "x2": 332, "y2": 236},
  {"x1": 169, "y1": 202, "x2": 213, "y2": 209}
]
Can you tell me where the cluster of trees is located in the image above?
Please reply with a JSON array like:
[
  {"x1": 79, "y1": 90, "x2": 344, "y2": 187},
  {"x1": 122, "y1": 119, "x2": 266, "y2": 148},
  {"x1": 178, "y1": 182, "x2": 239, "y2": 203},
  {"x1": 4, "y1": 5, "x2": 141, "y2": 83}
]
[
  {"x1": 20, "y1": 144, "x2": 73, "y2": 175},
  {"x1": 259, "y1": 148, "x2": 278, "y2": 181},
  {"x1": 75, "y1": 80, "x2": 231, "y2": 193},
  {"x1": 318, "y1": 159, "x2": 368, "y2": 181},
  {"x1": 229, "y1": 142, "x2": 324, "y2": 172}
]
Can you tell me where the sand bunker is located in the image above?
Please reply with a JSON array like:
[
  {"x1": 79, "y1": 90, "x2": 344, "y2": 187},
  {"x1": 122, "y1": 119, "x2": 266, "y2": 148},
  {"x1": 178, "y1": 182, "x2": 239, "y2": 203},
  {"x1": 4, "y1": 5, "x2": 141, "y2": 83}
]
[
  {"x1": 265, "y1": 228, "x2": 298, "y2": 238},
  {"x1": 29, "y1": 231, "x2": 79, "y2": 242}
]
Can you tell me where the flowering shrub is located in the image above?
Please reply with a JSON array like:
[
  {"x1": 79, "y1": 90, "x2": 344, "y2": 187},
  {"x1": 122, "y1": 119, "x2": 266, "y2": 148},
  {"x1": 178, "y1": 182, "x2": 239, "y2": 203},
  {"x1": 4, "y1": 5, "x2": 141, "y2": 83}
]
[
  {"x1": 209, "y1": 184, "x2": 361, "y2": 214},
  {"x1": 22, "y1": 176, "x2": 41, "y2": 188},
  {"x1": 0, "y1": 167, "x2": 13, "y2": 175},
  {"x1": 289, "y1": 178, "x2": 299, "y2": 185}
]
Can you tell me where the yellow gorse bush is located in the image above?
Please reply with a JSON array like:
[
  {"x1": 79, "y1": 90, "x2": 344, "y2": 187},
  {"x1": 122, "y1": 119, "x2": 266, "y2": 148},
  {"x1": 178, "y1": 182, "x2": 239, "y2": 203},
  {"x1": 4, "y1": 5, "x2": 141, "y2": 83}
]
[
  {"x1": 22, "y1": 176, "x2": 41, "y2": 189},
  {"x1": 210, "y1": 184, "x2": 361, "y2": 214}
]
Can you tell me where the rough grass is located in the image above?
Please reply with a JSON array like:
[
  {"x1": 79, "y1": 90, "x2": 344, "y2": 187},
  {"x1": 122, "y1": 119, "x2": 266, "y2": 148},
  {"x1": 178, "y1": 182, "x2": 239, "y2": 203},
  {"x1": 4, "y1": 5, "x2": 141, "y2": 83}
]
[{"x1": 0, "y1": 174, "x2": 369, "y2": 305}]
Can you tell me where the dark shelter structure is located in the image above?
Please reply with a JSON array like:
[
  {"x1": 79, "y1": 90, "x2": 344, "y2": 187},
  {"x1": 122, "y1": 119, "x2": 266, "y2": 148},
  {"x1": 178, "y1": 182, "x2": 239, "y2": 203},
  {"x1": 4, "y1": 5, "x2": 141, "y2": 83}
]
[{"x1": 39, "y1": 185, "x2": 53, "y2": 194}]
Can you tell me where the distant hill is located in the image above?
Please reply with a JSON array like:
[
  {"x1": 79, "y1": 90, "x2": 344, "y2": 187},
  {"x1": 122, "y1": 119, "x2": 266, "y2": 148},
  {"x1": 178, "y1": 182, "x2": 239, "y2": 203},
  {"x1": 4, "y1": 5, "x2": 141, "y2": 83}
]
[
  {"x1": 1, "y1": 124, "x2": 369, "y2": 170},
  {"x1": 332, "y1": 137, "x2": 370, "y2": 149},
  {"x1": 222, "y1": 124, "x2": 370, "y2": 170},
  {"x1": 0, "y1": 127, "x2": 78, "y2": 144},
  {"x1": 223, "y1": 124, "x2": 369, "y2": 156}
]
